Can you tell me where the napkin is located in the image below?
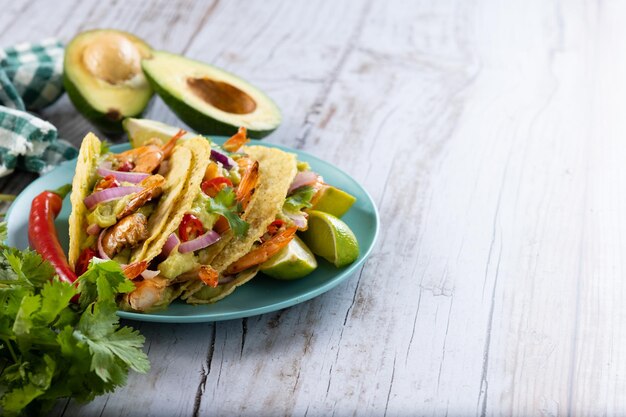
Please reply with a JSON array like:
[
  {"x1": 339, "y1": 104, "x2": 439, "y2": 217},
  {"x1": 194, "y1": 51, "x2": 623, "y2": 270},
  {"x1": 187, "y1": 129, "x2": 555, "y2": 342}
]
[{"x1": 0, "y1": 38, "x2": 77, "y2": 177}]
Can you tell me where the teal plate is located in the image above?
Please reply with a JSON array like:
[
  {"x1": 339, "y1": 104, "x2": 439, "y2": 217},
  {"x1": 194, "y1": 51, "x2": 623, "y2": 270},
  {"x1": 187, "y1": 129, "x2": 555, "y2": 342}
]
[{"x1": 6, "y1": 139, "x2": 379, "y2": 323}]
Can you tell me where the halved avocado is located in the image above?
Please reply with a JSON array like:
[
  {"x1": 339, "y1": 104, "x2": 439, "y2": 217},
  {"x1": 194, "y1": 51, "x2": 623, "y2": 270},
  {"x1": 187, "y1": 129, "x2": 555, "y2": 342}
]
[
  {"x1": 141, "y1": 51, "x2": 281, "y2": 139},
  {"x1": 64, "y1": 29, "x2": 154, "y2": 134}
]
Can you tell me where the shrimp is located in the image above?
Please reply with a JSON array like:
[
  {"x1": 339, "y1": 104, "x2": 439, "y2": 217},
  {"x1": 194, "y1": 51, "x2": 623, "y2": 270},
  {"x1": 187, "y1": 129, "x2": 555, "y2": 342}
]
[
  {"x1": 124, "y1": 276, "x2": 169, "y2": 312},
  {"x1": 122, "y1": 261, "x2": 148, "y2": 280},
  {"x1": 116, "y1": 174, "x2": 165, "y2": 219},
  {"x1": 236, "y1": 160, "x2": 259, "y2": 211},
  {"x1": 225, "y1": 227, "x2": 297, "y2": 275},
  {"x1": 115, "y1": 129, "x2": 187, "y2": 173},
  {"x1": 102, "y1": 213, "x2": 149, "y2": 258},
  {"x1": 198, "y1": 265, "x2": 219, "y2": 287},
  {"x1": 222, "y1": 127, "x2": 249, "y2": 152}
]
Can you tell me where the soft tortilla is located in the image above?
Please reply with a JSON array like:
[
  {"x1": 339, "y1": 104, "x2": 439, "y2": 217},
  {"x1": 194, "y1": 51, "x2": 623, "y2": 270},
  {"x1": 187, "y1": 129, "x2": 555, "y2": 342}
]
[{"x1": 68, "y1": 133, "x2": 102, "y2": 269}]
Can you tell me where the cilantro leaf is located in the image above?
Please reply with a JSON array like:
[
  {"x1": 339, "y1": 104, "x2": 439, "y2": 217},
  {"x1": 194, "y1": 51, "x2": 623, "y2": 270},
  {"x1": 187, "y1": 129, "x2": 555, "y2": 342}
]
[
  {"x1": 37, "y1": 280, "x2": 76, "y2": 326},
  {"x1": 283, "y1": 186, "x2": 315, "y2": 213},
  {"x1": 1, "y1": 249, "x2": 55, "y2": 288},
  {"x1": 77, "y1": 260, "x2": 135, "y2": 310},
  {"x1": 75, "y1": 300, "x2": 148, "y2": 383},
  {"x1": 205, "y1": 188, "x2": 250, "y2": 237},
  {"x1": 0, "y1": 229, "x2": 150, "y2": 416}
]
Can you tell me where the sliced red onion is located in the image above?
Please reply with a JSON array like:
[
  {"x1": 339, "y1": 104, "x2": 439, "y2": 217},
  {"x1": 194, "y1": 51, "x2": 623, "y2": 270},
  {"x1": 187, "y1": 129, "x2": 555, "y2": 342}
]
[
  {"x1": 86, "y1": 223, "x2": 101, "y2": 236},
  {"x1": 97, "y1": 228, "x2": 111, "y2": 260},
  {"x1": 84, "y1": 186, "x2": 142, "y2": 210},
  {"x1": 210, "y1": 149, "x2": 236, "y2": 170},
  {"x1": 285, "y1": 211, "x2": 308, "y2": 229},
  {"x1": 97, "y1": 163, "x2": 150, "y2": 183},
  {"x1": 178, "y1": 230, "x2": 221, "y2": 254},
  {"x1": 161, "y1": 233, "x2": 180, "y2": 257},
  {"x1": 141, "y1": 269, "x2": 160, "y2": 279},
  {"x1": 288, "y1": 171, "x2": 318, "y2": 194}
]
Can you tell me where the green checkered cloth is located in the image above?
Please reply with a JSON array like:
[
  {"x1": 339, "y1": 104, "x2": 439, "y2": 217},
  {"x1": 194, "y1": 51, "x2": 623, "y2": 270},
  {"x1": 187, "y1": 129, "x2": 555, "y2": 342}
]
[{"x1": 0, "y1": 38, "x2": 77, "y2": 176}]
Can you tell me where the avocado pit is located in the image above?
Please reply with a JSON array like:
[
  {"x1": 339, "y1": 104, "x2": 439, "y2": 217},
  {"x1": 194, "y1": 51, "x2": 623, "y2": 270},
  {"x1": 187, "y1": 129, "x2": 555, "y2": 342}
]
[
  {"x1": 187, "y1": 77, "x2": 257, "y2": 115},
  {"x1": 82, "y1": 33, "x2": 143, "y2": 85}
]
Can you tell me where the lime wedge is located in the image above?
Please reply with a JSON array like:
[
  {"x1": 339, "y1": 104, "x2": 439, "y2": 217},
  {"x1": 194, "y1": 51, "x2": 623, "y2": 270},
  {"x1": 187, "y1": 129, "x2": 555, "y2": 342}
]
[
  {"x1": 123, "y1": 117, "x2": 198, "y2": 148},
  {"x1": 310, "y1": 185, "x2": 356, "y2": 218},
  {"x1": 300, "y1": 210, "x2": 359, "y2": 268},
  {"x1": 260, "y1": 236, "x2": 318, "y2": 280}
]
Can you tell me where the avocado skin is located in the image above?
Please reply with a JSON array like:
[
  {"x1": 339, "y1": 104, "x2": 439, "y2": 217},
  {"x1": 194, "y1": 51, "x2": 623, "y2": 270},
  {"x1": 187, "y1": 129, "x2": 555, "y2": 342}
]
[
  {"x1": 64, "y1": 74, "x2": 152, "y2": 135},
  {"x1": 142, "y1": 65, "x2": 276, "y2": 139},
  {"x1": 63, "y1": 29, "x2": 154, "y2": 135}
]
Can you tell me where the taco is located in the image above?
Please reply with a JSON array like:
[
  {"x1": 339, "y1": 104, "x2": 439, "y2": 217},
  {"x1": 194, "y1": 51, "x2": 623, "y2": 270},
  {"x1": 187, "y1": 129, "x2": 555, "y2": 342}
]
[
  {"x1": 68, "y1": 130, "x2": 192, "y2": 279},
  {"x1": 122, "y1": 128, "x2": 324, "y2": 310}
]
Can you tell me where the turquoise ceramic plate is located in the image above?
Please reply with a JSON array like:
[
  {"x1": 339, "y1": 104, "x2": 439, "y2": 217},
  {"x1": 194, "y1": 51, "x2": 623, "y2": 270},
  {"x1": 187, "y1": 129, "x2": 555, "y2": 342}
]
[{"x1": 6, "y1": 140, "x2": 379, "y2": 323}]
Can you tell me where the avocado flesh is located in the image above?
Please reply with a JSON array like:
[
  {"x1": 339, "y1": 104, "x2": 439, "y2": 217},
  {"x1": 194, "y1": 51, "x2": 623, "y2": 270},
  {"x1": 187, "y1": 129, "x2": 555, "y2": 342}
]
[
  {"x1": 64, "y1": 29, "x2": 154, "y2": 134},
  {"x1": 142, "y1": 51, "x2": 281, "y2": 139}
]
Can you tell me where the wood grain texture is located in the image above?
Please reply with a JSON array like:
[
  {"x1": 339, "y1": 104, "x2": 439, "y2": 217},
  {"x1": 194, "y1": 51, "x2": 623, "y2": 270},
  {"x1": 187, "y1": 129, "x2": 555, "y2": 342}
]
[{"x1": 1, "y1": 0, "x2": 625, "y2": 415}]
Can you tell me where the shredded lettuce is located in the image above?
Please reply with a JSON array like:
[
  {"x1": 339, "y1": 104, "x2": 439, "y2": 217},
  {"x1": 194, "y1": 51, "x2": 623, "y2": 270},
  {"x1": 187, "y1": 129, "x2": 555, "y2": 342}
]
[{"x1": 283, "y1": 186, "x2": 315, "y2": 214}]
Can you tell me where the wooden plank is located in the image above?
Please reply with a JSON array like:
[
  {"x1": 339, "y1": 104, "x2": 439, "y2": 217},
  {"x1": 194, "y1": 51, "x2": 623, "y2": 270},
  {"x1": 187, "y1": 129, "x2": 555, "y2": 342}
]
[
  {"x1": 36, "y1": 0, "x2": 382, "y2": 415},
  {"x1": 3, "y1": 0, "x2": 626, "y2": 415}
]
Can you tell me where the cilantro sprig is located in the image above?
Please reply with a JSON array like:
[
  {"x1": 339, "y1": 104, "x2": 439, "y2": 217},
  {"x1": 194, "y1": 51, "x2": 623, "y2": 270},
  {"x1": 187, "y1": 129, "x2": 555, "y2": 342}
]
[
  {"x1": 0, "y1": 229, "x2": 149, "y2": 417},
  {"x1": 205, "y1": 187, "x2": 249, "y2": 237}
]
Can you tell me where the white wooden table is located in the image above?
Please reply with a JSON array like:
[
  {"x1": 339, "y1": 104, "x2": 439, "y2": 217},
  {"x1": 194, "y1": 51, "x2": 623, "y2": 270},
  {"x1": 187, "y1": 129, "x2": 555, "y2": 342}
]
[{"x1": 1, "y1": 0, "x2": 624, "y2": 415}]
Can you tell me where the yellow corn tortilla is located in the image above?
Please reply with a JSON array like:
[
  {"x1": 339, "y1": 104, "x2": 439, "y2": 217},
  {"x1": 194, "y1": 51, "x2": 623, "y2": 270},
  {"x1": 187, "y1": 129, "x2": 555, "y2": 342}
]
[
  {"x1": 153, "y1": 144, "x2": 296, "y2": 306},
  {"x1": 130, "y1": 145, "x2": 193, "y2": 262},
  {"x1": 144, "y1": 136, "x2": 212, "y2": 260},
  {"x1": 209, "y1": 145, "x2": 297, "y2": 274},
  {"x1": 68, "y1": 133, "x2": 102, "y2": 269},
  {"x1": 184, "y1": 267, "x2": 259, "y2": 304},
  {"x1": 68, "y1": 132, "x2": 194, "y2": 269}
]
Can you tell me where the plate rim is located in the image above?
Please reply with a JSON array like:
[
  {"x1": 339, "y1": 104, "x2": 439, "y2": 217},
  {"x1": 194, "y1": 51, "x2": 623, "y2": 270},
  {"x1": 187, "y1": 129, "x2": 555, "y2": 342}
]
[{"x1": 6, "y1": 139, "x2": 380, "y2": 323}]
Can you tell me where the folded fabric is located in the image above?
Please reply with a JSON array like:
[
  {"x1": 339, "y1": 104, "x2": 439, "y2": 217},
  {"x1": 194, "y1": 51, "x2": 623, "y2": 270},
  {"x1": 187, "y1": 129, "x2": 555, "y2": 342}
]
[{"x1": 0, "y1": 38, "x2": 77, "y2": 176}]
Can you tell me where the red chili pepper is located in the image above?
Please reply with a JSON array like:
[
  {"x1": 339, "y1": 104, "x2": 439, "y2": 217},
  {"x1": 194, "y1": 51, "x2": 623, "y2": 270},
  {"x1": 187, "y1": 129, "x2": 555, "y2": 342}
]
[
  {"x1": 201, "y1": 177, "x2": 233, "y2": 197},
  {"x1": 75, "y1": 248, "x2": 96, "y2": 277},
  {"x1": 28, "y1": 184, "x2": 77, "y2": 285},
  {"x1": 179, "y1": 213, "x2": 205, "y2": 242}
]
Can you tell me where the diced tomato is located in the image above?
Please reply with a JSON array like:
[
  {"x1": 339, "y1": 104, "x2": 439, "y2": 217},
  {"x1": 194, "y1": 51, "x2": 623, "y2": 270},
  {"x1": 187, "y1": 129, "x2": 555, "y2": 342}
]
[
  {"x1": 179, "y1": 213, "x2": 205, "y2": 241},
  {"x1": 213, "y1": 215, "x2": 230, "y2": 234},
  {"x1": 75, "y1": 248, "x2": 97, "y2": 276},
  {"x1": 204, "y1": 162, "x2": 218, "y2": 181},
  {"x1": 201, "y1": 177, "x2": 233, "y2": 197},
  {"x1": 266, "y1": 219, "x2": 285, "y2": 236},
  {"x1": 117, "y1": 160, "x2": 134, "y2": 172},
  {"x1": 94, "y1": 175, "x2": 120, "y2": 192}
]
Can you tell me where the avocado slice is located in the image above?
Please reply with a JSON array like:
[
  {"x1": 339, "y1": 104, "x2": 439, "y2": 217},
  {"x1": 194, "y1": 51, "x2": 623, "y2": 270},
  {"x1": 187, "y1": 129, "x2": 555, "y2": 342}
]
[
  {"x1": 123, "y1": 117, "x2": 198, "y2": 148},
  {"x1": 64, "y1": 29, "x2": 154, "y2": 134},
  {"x1": 141, "y1": 51, "x2": 281, "y2": 139}
]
